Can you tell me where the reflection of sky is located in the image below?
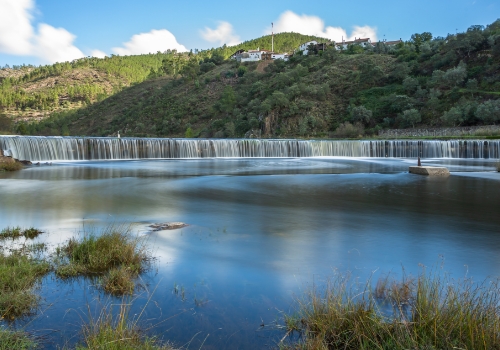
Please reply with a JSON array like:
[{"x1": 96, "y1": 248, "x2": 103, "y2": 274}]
[{"x1": 1, "y1": 158, "x2": 500, "y2": 349}]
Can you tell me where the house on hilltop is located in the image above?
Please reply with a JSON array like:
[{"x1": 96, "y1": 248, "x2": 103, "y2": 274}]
[
  {"x1": 298, "y1": 41, "x2": 318, "y2": 55},
  {"x1": 232, "y1": 48, "x2": 289, "y2": 62},
  {"x1": 336, "y1": 38, "x2": 372, "y2": 50}
]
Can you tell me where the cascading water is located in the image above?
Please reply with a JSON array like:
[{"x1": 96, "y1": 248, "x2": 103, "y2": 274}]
[{"x1": 1, "y1": 136, "x2": 499, "y2": 162}]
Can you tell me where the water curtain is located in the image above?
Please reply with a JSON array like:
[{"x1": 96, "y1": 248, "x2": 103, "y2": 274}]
[{"x1": 1, "y1": 136, "x2": 499, "y2": 162}]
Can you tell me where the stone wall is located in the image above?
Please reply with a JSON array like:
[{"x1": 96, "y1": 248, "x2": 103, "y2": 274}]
[{"x1": 378, "y1": 125, "x2": 500, "y2": 138}]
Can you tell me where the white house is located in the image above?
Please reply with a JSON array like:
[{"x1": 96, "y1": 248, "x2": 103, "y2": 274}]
[
  {"x1": 234, "y1": 49, "x2": 289, "y2": 62},
  {"x1": 269, "y1": 52, "x2": 289, "y2": 61},
  {"x1": 298, "y1": 41, "x2": 318, "y2": 55},
  {"x1": 336, "y1": 38, "x2": 371, "y2": 50}
]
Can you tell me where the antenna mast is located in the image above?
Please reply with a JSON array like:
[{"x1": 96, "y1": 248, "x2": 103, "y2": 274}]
[{"x1": 272, "y1": 22, "x2": 274, "y2": 52}]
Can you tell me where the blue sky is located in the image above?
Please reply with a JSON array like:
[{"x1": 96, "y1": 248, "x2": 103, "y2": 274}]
[{"x1": 0, "y1": 0, "x2": 498, "y2": 66}]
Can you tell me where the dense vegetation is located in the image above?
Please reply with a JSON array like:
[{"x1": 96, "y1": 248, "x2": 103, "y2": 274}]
[{"x1": 1, "y1": 21, "x2": 500, "y2": 138}]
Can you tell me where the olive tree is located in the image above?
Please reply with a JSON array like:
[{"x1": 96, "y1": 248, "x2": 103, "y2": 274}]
[
  {"x1": 475, "y1": 100, "x2": 500, "y2": 124},
  {"x1": 398, "y1": 109, "x2": 421, "y2": 128},
  {"x1": 350, "y1": 106, "x2": 373, "y2": 124}
]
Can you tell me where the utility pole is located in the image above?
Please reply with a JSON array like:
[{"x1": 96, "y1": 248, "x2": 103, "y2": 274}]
[{"x1": 272, "y1": 22, "x2": 274, "y2": 52}]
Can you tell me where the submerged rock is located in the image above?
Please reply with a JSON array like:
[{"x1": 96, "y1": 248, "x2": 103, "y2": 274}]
[{"x1": 149, "y1": 222, "x2": 188, "y2": 231}]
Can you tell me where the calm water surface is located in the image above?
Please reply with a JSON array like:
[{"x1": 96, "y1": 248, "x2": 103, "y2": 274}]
[{"x1": 1, "y1": 157, "x2": 499, "y2": 349}]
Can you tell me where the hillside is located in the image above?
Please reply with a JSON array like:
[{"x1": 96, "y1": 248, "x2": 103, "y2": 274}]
[{"x1": 2, "y1": 22, "x2": 500, "y2": 138}]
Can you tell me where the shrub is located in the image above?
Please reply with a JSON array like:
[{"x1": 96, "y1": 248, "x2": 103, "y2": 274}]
[
  {"x1": 333, "y1": 122, "x2": 364, "y2": 138},
  {"x1": 0, "y1": 161, "x2": 23, "y2": 172}
]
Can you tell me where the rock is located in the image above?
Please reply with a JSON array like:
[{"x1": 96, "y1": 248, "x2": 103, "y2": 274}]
[
  {"x1": 409, "y1": 166, "x2": 450, "y2": 176},
  {"x1": 18, "y1": 160, "x2": 32, "y2": 165},
  {"x1": 149, "y1": 222, "x2": 188, "y2": 231}
]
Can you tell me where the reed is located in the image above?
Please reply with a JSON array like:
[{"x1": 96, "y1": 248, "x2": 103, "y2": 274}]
[
  {"x1": 281, "y1": 268, "x2": 500, "y2": 350},
  {"x1": 54, "y1": 225, "x2": 150, "y2": 295}
]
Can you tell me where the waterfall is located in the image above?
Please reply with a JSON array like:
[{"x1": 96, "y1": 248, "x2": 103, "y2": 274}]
[{"x1": 1, "y1": 136, "x2": 499, "y2": 162}]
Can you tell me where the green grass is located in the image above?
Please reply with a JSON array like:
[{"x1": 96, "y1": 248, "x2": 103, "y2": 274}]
[
  {"x1": 55, "y1": 225, "x2": 150, "y2": 295},
  {"x1": 0, "y1": 227, "x2": 43, "y2": 240},
  {"x1": 280, "y1": 268, "x2": 500, "y2": 350},
  {"x1": 0, "y1": 161, "x2": 23, "y2": 172},
  {"x1": 0, "y1": 249, "x2": 50, "y2": 319},
  {"x1": 0, "y1": 328, "x2": 37, "y2": 349},
  {"x1": 75, "y1": 302, "x2": 176, "y2": 350}
]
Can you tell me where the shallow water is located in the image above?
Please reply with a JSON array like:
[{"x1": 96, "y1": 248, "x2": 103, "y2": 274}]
[{"x1": 1, "y1": 157, "x2": 499, "y2": 349}]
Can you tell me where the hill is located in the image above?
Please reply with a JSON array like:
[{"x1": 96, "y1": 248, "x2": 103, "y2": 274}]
[{"x1": 2, "y1": 22, "x2": 500, "y2": 138}]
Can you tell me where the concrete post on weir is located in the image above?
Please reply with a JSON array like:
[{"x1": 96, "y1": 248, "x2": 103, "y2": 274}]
[{"x1": 409, "y1": 156, "x2": 450, "y2": 176}]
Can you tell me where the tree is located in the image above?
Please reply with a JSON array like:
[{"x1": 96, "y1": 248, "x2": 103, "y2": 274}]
[
  {"x1": 403, "y1": 77, "x2": 419, "y2": 94},
  {"x1": 441, "y1": 106, "x2": 466, "y2": 126},
  {"x1": 180, "y1": 58, "x2": 200, "y2": 82},
  {"x1": 219, "y1": 86, "x2": 236, "y2": 114},
  {"x1": 306, "y1": 43, "x2": 318, "y2": 55},
  {"x1": 475, "y1": 100, "x2": 500, "y2": 124},
  {"x1": 444, "y1": 61, "x2": 467, "y2": 86},
  {"x1": 185, "y1": 127, "x2": 194, "y2": 138},
  {"x1": 411, "y1": 32, "x2": 433, "y2": 53},
  {"x1": 0, "y1": 114, "x2": 11, "y2": 132},
  {"x1": 398, "y1": 109, "x2": 421, "y2": 128},
  {"x1": 350, "y1": 106, "x2": 372, "y2": 124},
  {"x1": 161, "y1": 55, "x2": 184, "y2": 77}
]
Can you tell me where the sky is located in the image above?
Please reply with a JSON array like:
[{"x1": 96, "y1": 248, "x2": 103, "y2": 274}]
[{"x1": 0, "y1": 0, "x2": 498, "y2": 67}]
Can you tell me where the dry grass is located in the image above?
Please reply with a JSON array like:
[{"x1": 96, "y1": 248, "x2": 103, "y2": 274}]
[
  {"x1": 281, "y1": 268, "x2": 500, "y2": 350},
  {"x1": 55, "y1": 225, "x2": 150, "y2": 295},
  {"x1": 0, "y1": 161, "x2": 23, "y2": 172}
]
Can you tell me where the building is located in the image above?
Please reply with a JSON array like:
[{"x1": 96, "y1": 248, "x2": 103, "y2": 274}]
[
  {"x1": 298, "y1": 41, "x2": 318, "y2": 55},
  {"x1": 381, "y1": 39, "x2": 403, "y2": 47},
  {"x1": 232, "y1": 49, "x2": 289, "y2": 62},
  {"x1": 336, "y1": 38, "x2": 372, "y2": 50}
]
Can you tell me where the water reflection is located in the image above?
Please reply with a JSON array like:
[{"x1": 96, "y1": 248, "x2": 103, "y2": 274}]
[{"x1": 0, "y1": 158, "x2": 499, "y2": 349}]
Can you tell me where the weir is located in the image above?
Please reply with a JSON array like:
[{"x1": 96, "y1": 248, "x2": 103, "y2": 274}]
[{"x1": 1, "y1": 136, "x2": 499, "y2": 162}]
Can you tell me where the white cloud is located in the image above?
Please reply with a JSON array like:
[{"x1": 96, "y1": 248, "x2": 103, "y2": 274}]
[
  {"x1": 0, "y1": 0, "x2": 35, "y2": 55},
  {"x1": 0, "y1": 0, "x2": 85, "y2": 63},
  {"x1": 35, "y1": 23, "x2": 84, "y2": 63},
  {"x1": 269, "y1": 10, "x2": 377, "y2": 43},
  {"x1": 91, "y1": 49, "x2": 107, "y2": 58},
  {"x1": 200, "y1": 21, "x2": 241, "y2": 46},
  {"x1": 112, "y1": 29, "x2": 187, "y2": 55}
]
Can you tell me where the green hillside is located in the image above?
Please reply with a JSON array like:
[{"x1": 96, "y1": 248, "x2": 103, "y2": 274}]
[{"x1": 2, "y1": 22, "x2": 500, "y2": 138}]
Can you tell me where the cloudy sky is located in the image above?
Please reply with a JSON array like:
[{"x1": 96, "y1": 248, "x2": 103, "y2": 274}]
[{"x1": 0, "y1": 0, "x2": 497, "y2": 66}]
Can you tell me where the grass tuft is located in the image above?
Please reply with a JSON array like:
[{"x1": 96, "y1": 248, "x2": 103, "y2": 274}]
[
  {"x1": 55, "y1": 225, "x2": 149, "y2": 295},
  {"x1": 0, "y1": 227, "x2": 43, "y2": 240},
  {"x1": 281, "y1": 268, "x2": 500, "y2": 350},
  {"x1": 0, "y1": 250, "x2": 50, "y2": 319},
  {"x1": 0, "y1": 328, "x2": 37, "y2": 349},
  {"x1": 75, "y1": 302, "x2": 176, "y2": 350},
  {"x1": 102, "y1": 267, "x2": 135, "y2": 296}
]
